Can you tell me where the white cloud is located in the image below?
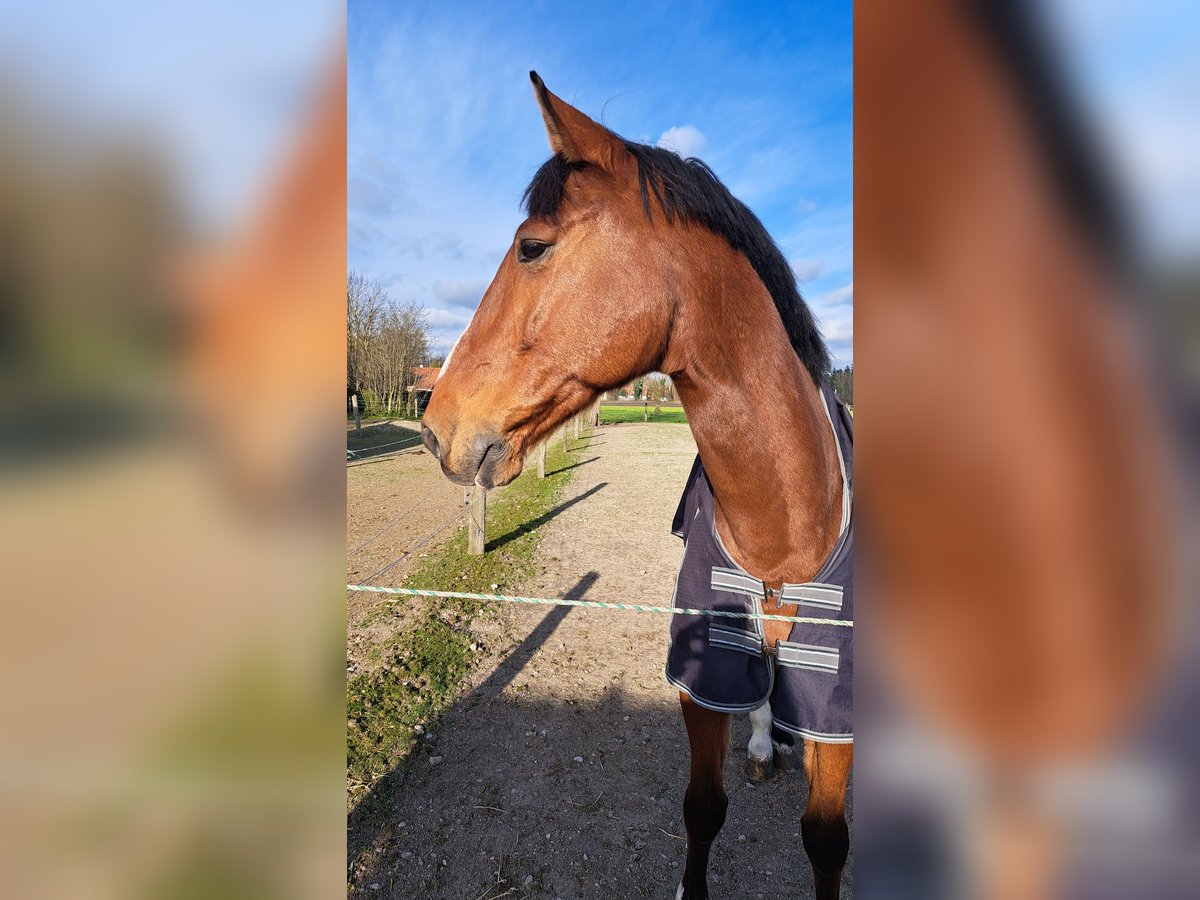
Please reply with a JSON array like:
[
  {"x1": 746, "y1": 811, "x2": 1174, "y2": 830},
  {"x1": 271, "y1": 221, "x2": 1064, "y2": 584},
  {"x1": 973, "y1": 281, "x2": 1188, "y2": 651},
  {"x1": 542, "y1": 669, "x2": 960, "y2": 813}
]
[
  {"x1": 348, "y1": 176, "x2": 399, "y2": 217},
  {"x1": 433, "y1": 278, "x2": 489, "y2": 308},
  {"x1": 813, "y1": 280, "x2": 853, "y2": 364},
  {"x1": 424, "y1": 307, "x2": 476, "y2": 327},
  {"x1": 656, "y1": 124, "x2": 707, "y2": 158},
  {"x1": 822, "y1": 317, "x2": 853, "y2": 341},
  {"x1": 790, "y1": 257, "x2": 825, "y2": 281},
  {"x1": 821, "y1": 281, "x2": 853, "y2": 308}
]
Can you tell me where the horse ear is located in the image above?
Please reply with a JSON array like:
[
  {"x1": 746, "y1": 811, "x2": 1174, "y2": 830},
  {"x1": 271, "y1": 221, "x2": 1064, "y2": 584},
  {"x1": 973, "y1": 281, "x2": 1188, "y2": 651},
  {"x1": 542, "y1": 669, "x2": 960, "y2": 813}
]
[{"x1": 529, "y1": 71, "x2": 627, "y2": 171}]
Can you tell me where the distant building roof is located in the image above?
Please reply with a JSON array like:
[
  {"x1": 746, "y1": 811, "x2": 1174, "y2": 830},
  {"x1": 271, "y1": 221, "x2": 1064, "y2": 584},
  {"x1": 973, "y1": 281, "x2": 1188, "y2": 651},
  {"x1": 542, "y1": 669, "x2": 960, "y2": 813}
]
[{"x1": 411, "y1": 367, "x2": 440, "y2": 391}]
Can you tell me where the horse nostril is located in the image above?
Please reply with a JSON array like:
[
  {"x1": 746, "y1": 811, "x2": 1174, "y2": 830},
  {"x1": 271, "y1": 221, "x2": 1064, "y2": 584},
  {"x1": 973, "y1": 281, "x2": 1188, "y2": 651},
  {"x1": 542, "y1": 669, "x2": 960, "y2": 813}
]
[{"x1": 420, "y1": 425, "x2": 441, "y2": 460}]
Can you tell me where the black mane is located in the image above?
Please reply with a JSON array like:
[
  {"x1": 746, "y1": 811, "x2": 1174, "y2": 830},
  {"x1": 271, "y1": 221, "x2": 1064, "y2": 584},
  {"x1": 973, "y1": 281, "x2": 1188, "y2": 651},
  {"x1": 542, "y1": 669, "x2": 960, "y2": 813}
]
[
  {"x1": 522, "y1": 145, "x2": 831, "y2": 385},
  {"x1": 966, "y1": 3, "x2": 1130, "y2": 280}
]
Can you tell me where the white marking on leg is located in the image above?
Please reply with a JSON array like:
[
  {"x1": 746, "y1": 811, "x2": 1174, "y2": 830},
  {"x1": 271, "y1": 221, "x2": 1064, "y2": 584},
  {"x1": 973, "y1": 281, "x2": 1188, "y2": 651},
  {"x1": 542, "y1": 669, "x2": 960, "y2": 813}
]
[
  {"x1": 676, "y1": 880, "x2": 685, "y2": 900},
  {"x1": 748, "y1": 701, "x2": 773, "y2": 763}
]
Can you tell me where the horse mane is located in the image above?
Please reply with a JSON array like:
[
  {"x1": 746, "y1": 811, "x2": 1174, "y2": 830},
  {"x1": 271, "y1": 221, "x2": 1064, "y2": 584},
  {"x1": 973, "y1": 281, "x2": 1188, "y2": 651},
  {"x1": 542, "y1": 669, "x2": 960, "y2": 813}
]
[
  {"x1": 522, "y1": 147, "x2": 831, "y2": 385},
  {"x1": 965, "y1": 3, "x2": 1130, "y2": 280}
]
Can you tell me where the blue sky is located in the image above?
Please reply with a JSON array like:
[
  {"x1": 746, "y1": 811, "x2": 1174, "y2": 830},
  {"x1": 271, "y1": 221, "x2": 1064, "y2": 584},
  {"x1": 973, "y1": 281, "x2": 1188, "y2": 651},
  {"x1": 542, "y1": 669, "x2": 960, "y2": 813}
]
[
  {"x1": 2, "y1": 1, "x2": 338, "y2": 231},
  {"x1": 1044, "y1": 0, "x2": 1200, "y2": 264},
  {"x1": 3, "y1": 0, "x2": 1193, "y2": 364},
  {"x1": 348, "y1": 0, "x2": 853, "y2": 366}
]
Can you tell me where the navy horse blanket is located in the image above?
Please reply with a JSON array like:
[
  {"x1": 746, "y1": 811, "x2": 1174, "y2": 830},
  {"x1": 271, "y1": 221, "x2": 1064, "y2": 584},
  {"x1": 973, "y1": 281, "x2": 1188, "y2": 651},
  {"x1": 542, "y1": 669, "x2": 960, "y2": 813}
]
[{"x1": 665, "y1": 381, "x2": 853, "y2": 742}]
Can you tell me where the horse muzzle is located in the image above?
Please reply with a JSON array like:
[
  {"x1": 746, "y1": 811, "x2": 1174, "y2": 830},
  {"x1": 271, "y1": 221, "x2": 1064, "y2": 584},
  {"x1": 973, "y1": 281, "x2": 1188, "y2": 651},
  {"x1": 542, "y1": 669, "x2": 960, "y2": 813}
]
[{"x1": 420, "y1": 421, "x2": 517, "y2": 489}]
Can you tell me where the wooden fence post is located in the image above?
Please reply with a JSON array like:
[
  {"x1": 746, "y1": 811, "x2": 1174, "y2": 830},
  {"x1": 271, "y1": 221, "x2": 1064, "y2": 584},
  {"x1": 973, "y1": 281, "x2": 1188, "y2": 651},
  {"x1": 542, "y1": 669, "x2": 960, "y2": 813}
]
[
  {"x1": 574, "y1": 415, "x2": 581, "y2": 439},
  {"x1": 562, "y1": 424, "x2": 568, "y2": 452},
  {"x1": 643, "y1": 400, "x2": 648, "y2": 422},
  {"x1": 537, "y1": 442, "x2": 546, "y2": 479},
  {"x1": 351, "y1": 394, "x2": 361, "y2": 435},
  {"x1": 468, "y1": 486, "x2": 486, "y2": 555}
]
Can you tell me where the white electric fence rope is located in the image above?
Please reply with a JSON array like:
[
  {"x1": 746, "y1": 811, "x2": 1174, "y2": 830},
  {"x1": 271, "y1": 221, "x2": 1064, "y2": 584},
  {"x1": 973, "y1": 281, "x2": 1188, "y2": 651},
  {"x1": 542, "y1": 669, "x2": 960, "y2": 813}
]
[{"x1": 346, "y1": 584, "x2": 852, "y2": 626}]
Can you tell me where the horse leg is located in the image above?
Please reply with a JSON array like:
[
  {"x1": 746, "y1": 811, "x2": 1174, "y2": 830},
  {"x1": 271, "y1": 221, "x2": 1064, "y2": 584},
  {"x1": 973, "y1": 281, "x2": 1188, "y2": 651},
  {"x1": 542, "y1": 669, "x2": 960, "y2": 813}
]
[
  {"x1": 801, "y1": 740, "x2": 853, "y2": 900},
  {"x1": 678, "y1": 693, "x2": 731, "y2": 900},
  {"x1": 746, "y1": 701, "x2": 773, "y2": 782},
  {"x1": 772, "y1": 726, "x2": 798, "y2": 774}
]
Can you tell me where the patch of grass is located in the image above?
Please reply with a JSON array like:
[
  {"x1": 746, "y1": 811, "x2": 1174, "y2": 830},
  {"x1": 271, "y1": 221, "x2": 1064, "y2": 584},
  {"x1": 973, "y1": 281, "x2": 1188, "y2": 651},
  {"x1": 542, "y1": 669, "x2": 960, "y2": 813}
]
[
  {"x1": 346, "y1": 421, "x2": 423, "y2": 456},
  {"x1": 347, "y1": 432, "x2": 586, "y2": 803},
  {"x1": 600, "y1": 404, "x2": 688, "y2": 424},
  {"x1": 400, "y1": 437, "x2": 581, "y2": 595},
  {"x1": 347, "y1": 609, "x2": 471, "y2": 784}
]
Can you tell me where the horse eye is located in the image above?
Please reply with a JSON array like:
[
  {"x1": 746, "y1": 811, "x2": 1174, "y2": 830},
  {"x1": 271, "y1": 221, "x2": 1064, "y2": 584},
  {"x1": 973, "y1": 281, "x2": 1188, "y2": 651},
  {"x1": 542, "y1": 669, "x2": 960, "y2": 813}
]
[{"x1": 518, "y1": 239, "x2": 549, "y2": 262}]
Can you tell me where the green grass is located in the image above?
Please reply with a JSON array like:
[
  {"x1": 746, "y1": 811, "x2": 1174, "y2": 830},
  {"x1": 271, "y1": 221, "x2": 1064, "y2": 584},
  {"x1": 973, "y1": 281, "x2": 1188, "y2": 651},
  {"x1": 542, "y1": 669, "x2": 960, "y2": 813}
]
[
  {"x1": 599, "y1": 404, "x2": 688, "y2": 424},
  {"x1": 347, "y1": 612, "x2": 472, "y2": 786},
  {"x1": 346, "y1": 421, "x2": 423, "y2": 456},
  {"x1": 347, "y1": 432, "x2": 587, "y2": 804}
]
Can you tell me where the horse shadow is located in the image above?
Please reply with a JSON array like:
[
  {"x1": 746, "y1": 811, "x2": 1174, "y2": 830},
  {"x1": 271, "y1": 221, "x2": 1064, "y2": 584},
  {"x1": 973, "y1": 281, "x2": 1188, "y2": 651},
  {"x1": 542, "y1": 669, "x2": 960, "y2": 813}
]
[
  {"x1": 347, "y1": 571, "x2": 853, "y2": 899},
  {"x1": 544, "y1": 456, "x2": 600, "y2": 477},
  {"x1": 485, "y1": 482, "x2": 607, "y2": 553}
]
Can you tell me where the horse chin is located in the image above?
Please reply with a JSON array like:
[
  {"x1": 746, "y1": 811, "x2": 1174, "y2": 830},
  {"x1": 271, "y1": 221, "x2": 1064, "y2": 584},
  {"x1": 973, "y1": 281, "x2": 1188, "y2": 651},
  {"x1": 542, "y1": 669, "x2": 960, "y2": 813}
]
[
  {"x1": 438, "y1": 460, "x2": 478, "y2": 487},
  {"x1": 479, "y1": 467, "x2": 521, "y2": 490},
  {"x1": 475, "y1": 446, "x2": 523, "y2": 490}
]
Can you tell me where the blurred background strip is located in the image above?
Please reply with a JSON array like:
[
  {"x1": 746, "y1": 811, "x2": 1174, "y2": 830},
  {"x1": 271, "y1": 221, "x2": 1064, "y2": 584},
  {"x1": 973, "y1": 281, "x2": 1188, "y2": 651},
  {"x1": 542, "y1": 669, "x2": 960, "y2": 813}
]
[
  {"x1": 856, "y1": 1, "x2": 1198, "y2": 898},
  {"x1": 0, "y1": 3, "x2": 347, "y2": 898}
]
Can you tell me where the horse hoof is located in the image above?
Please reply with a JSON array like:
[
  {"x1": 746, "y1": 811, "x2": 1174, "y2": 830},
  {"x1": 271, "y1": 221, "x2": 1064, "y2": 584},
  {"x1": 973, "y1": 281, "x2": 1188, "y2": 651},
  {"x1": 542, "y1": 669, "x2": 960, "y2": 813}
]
[
  {"x1": 746, "y1": 755, "x2": 773, "y2": 783},
  {"x1": 772, "y1": 744, "x2": 797, "y2": 774}
]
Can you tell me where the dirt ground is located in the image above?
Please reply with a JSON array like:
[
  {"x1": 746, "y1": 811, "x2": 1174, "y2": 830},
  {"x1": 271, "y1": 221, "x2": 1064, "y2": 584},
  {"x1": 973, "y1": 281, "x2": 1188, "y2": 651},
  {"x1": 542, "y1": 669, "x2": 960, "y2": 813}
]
[
  {"x1": 347, "y1": 448, "x2": 466, "y2": 594},
  {"x1": 347, "y1": 428, "x2": 470, "y2": 671},
  {"x1": 348, "y1": 422, "x2": 852, "y2": 899}
]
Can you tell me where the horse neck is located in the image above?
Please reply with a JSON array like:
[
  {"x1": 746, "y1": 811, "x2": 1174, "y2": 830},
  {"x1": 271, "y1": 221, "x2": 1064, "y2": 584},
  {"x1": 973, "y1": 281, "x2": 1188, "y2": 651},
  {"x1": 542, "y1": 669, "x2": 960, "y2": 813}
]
[{"x1": 664, "y1": 246, "x2": 842, "y2": 586}]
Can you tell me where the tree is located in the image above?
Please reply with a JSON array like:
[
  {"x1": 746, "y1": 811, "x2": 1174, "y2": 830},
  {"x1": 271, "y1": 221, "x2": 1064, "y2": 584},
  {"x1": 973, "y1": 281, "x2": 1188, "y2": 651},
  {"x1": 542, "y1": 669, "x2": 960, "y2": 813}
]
[
  {"x1": 643, "y1": 373, "x2": 677, "y2": 403},
  {"x1": 347, "y1": 272, "x2": 431, "y2": 416},
  {"x1": 829, "y1": 365, "x2": 853, "y2": 405},
  {"x1": 347, "y1": 272, "x2": 385, "y2": 399}
]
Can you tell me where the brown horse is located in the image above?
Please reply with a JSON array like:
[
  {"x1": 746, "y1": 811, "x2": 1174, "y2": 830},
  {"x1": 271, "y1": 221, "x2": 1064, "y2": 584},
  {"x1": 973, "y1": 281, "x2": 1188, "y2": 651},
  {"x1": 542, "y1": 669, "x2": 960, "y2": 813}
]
[
  {"x1": 422, "y1": 73, "x2": 851, "y2": 899},
  {"x1": 856, "y1": 3, "x2": 1180, "y2": 897}
]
